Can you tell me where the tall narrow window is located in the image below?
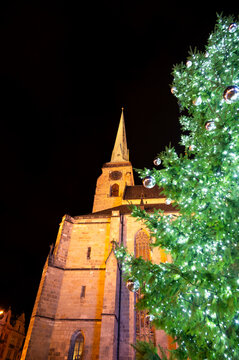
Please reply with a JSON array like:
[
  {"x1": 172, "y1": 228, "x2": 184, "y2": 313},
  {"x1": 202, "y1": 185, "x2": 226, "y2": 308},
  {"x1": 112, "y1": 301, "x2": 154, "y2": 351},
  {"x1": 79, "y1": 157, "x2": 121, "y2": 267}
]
[
  {"x1": 135, "y1": 230, "x2": 151, "y2": 261},
  {"x1": 68, "y1": 331, "x2": 84, "y2": 360},
  {"x1": 135, "y1": 230, "x2": 155, "y2": 344},
  {"x1": 110, "y1": 183, "x2": 119, "y2": 197},
  {"x1": 87, "y1": 247, "x2": 91, "y2": 260},
  {"x1": 80, "y1": 286, "x2": 86, "y2": 298}
]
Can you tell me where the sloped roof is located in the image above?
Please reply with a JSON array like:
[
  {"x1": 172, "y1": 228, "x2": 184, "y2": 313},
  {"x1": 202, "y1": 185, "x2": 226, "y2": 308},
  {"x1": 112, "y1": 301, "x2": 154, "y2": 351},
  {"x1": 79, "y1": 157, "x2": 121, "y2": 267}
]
[
  {"x1": 124, "y1": 185, "x2": 164, "y2": 199},
  {"x1": 90, "y1": 202, "x2": 177, "y2": 216}
]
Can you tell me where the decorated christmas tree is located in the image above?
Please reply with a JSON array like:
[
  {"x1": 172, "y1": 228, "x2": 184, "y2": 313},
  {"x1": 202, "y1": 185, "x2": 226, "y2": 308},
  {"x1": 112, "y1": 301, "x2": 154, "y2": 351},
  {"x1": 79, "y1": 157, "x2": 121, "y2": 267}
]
[{"x1": 115, "y1": 14, "x2": 239, "y2": 360}]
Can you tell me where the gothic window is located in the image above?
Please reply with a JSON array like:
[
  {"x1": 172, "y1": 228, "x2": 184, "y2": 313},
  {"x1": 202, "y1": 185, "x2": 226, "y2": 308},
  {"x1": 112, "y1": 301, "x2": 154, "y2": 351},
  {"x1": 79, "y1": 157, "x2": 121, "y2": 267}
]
[
  {"x1": 110, "y1": 183, "x2": 119, "y2": 197},
  {"x1": 135, "y1": 230, "x2": 155, "y2": 344},
  {"x1": 68, "y1": 331, "x2": 84, "y2": 360},
  {"x1": 135, "y1": 230, "x2": 151, "y2": 261}
]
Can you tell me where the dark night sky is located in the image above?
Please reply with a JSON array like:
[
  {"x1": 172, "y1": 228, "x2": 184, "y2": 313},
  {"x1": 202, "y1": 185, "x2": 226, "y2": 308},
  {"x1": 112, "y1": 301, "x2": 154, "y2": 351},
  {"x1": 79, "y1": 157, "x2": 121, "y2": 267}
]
[{"x1": 0, "y1": 1, "x2": 238, "y2": 326}]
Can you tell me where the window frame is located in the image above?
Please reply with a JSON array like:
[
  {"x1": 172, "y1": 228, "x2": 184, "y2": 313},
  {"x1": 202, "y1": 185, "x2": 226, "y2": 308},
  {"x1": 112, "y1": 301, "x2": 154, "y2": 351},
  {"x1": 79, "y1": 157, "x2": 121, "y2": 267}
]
[
  {"x1": 87, "y1": 247, "x2": 91, "y2": 260},
  {"x1": 80, "y1": 286, "x2": 86, "y2": 298},
  {"x1": 110, "y1": 183, "x2": 119, "y2": 197},
  {"x1": 67, "y1": 331, "x2": 85, "y2": 360},
  {"x1": 135, "y1": 229, "x2": 155, "y2": 343}
]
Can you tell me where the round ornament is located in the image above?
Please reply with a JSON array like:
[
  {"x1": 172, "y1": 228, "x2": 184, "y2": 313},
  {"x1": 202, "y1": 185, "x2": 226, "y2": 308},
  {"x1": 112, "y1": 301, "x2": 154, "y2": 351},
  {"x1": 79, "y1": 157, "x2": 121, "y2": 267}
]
[
  {"x1": 145, "y1": 314, "x2": 155, "y2": 322},
  {"x1": 186, "y1": 60, "x2": 192, "y2": 68},
  {"x1": 205, "y1": 121, "x2": 216, "y2": 131},
  {"x1": 126, "y1": 279, "x2": 140, "y2": 292},
  {"x1": 228, "y1": 23, "x2": 237, "y2": 33},
  {"x1": 126, "y1": 280, "x2": 134, "y2": 291},
  {"x1": 223, "y1": 85, "x2": 239, "y2": 104},
  {"x1": 153, "y1": 157, "x2": 161, "y2": 166},
  {"x1": 171, "y1": 87, "x2": 177, "y2": 94},
  {"x1": 143, "y1": 176, "x2": 156, "y2": 189},
  {"x1": 165, "y1": 199, "x2": 171, "y2": 205},
  {"x1": 189, "y1": 145, "x2": 195, "y2": 151},
  {"x1": 193, "y1": 96, "x2": 202, "y2": 106}
]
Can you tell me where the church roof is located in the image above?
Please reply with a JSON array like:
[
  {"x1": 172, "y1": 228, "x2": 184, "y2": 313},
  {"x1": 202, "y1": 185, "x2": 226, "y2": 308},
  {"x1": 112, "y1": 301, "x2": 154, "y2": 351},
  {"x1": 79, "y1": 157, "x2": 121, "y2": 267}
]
[
  {"x1": 89, "y1": 202, "x2": 177, "y2": 217},
  {"x1": 103, "y1": 161, "x2": 132, "y2": 168},
  {"x1": 124, "y1": 185, "x2": 164, "y2": 199}
]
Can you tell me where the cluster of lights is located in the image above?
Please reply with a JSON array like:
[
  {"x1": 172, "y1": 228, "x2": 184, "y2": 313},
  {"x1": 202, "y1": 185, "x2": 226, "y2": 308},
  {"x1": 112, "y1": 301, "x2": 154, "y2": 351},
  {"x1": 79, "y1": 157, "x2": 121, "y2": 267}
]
[{"x1": 115, "y1": 15, "x2": 239, "y2": 360}]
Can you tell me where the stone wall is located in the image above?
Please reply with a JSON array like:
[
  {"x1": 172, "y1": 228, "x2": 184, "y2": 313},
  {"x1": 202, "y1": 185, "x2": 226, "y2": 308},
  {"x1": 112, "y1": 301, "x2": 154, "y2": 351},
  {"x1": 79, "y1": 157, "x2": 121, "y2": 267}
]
[
  {"x1": 92, "y1": 163, "x2": 134, "y2": 213},
  {"x1": 21, "y1": 216, "x2": 73, "y2": 360},
  {"x1": 22, "y1": 208, "x2": 176, "y2": 360}
]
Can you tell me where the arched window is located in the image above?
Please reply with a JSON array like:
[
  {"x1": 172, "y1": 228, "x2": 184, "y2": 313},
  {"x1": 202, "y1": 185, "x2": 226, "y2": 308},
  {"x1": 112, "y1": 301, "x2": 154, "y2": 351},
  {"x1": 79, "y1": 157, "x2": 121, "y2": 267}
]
[
  {"x1": 110, "y1": 183, "x2": 119, "y2": 197},
  {"x1": 135, "y1": 229, "x2": 151, "y2": 261},
  {"x1": 135, "y1": 230, "x2": 155, "y2": 344},
  {"x1": 68, "y1": 331, "x2": 84, "y2": 360}
]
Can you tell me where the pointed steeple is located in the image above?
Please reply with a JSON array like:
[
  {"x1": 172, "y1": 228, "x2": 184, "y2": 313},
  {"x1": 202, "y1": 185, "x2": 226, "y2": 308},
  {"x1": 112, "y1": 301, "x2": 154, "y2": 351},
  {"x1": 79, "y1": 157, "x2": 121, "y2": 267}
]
[{"x1": 111, "y1": 108, "x2": 129, "y2": 162}]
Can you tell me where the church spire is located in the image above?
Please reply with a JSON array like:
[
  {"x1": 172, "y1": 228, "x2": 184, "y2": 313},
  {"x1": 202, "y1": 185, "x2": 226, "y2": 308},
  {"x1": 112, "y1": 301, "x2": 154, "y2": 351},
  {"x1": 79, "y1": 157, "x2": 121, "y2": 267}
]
[{"x1": 111, "y1": 108, "x2": 129, "y2": 162}]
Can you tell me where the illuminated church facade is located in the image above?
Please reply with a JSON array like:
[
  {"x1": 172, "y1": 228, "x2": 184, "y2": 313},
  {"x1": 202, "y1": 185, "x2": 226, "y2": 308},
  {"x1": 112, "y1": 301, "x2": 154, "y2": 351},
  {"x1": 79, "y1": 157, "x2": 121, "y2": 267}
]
[{"x1": 21, "y1": 110, "x2": 177, "y2": 360}]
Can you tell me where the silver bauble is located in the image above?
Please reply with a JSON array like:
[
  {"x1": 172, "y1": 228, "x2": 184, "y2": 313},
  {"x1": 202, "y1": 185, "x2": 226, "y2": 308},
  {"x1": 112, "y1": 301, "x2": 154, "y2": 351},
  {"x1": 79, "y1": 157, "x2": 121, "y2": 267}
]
[
  {"x1": 228, "y1": 23, "x2": 237, "y2": 33},
  {"x1": 223, "y1": 85, "x2": 239, "y2": 104},
  {"x1": 205, "y1": 121, "x2": 216, "y2": 131},
  {"x1": 126, "y1": 279, "x2": 140, "y2": 292},
  {"x1": 193, "y1": 96, "x2": 202, "y2": 106},
  {"x1": 143, "y1": 176, "x2": 156, "y2": 189},
  {"x1": 153, "y1": 157, "x2": 161, "y2": 166}
]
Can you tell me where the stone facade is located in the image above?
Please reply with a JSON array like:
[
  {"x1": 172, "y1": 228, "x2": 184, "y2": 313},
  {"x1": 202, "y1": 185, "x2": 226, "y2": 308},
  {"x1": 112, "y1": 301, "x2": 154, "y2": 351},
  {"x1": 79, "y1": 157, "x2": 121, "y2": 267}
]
[{"x1": 21, "y1": 110, "x2": 177, "y2": 360}]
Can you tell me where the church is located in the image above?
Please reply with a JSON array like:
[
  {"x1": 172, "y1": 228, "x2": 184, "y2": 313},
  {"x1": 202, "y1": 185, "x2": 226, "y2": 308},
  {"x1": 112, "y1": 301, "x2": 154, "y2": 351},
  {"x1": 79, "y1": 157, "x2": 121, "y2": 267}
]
[{"x1": 21, "y1": 110, "x2": 177, "y2": 360}]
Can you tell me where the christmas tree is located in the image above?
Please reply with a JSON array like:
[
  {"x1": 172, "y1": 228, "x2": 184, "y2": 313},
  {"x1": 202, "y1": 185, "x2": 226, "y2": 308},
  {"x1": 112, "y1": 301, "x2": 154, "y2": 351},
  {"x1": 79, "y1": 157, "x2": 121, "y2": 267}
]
[{"x1": 115, "y1": 14, "x2": 239, "y2": 360}]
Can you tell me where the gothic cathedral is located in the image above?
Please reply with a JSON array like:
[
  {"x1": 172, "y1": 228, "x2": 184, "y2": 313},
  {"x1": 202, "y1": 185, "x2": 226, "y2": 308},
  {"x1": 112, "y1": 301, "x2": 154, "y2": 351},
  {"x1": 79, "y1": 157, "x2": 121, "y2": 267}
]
[{"x1": 21, "y1": 110, "x2": 177, "y2": 360}]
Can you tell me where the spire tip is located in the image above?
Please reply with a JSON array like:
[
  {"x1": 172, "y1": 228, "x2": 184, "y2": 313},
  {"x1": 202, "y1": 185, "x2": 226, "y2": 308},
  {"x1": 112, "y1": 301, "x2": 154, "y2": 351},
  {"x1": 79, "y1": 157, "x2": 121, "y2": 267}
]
[{"x1": 110, "y1": 108, "x2": 129, "y2": 162}]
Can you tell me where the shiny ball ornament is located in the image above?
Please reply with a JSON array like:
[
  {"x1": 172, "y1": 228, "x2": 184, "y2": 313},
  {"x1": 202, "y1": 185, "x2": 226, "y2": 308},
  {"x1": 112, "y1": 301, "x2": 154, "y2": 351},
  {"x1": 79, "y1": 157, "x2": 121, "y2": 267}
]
[
  {"x1": 143, "y1": 176, "x2": 156, "y2": 189},
  {"x1": 165, "y1": 199, "x2": 171, "y2": 205},
  {"x1": 126, "y1": 280, "x2": 134, "y2": 291},
  {"x1": 153, "y1": 157, "x2": 161, "y2": 166},
  {"x1": 223, "y1": 85, "x2": 239, "y2": 104},
  {"x1": 126, "y1": 279, "x2": 140, "y2": 292},
  {"x1": 186, "y1": 60, "x2": 192, "y2": 68},
  {"x1": 171, "y1": 86, "x2": 177, "y2": 94},
  {"x1": 228, "y1": 23, "x2": 237, "y2": 33},
  {"x1": 193, "y1": 96, "x2": 202, "y2": 106},
  {"x1": 205, "y1": 121, "x2": 216, "y2": 131},
  {"x1": 189, "y1": 145, "x2": 195, "y2": 151}
]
